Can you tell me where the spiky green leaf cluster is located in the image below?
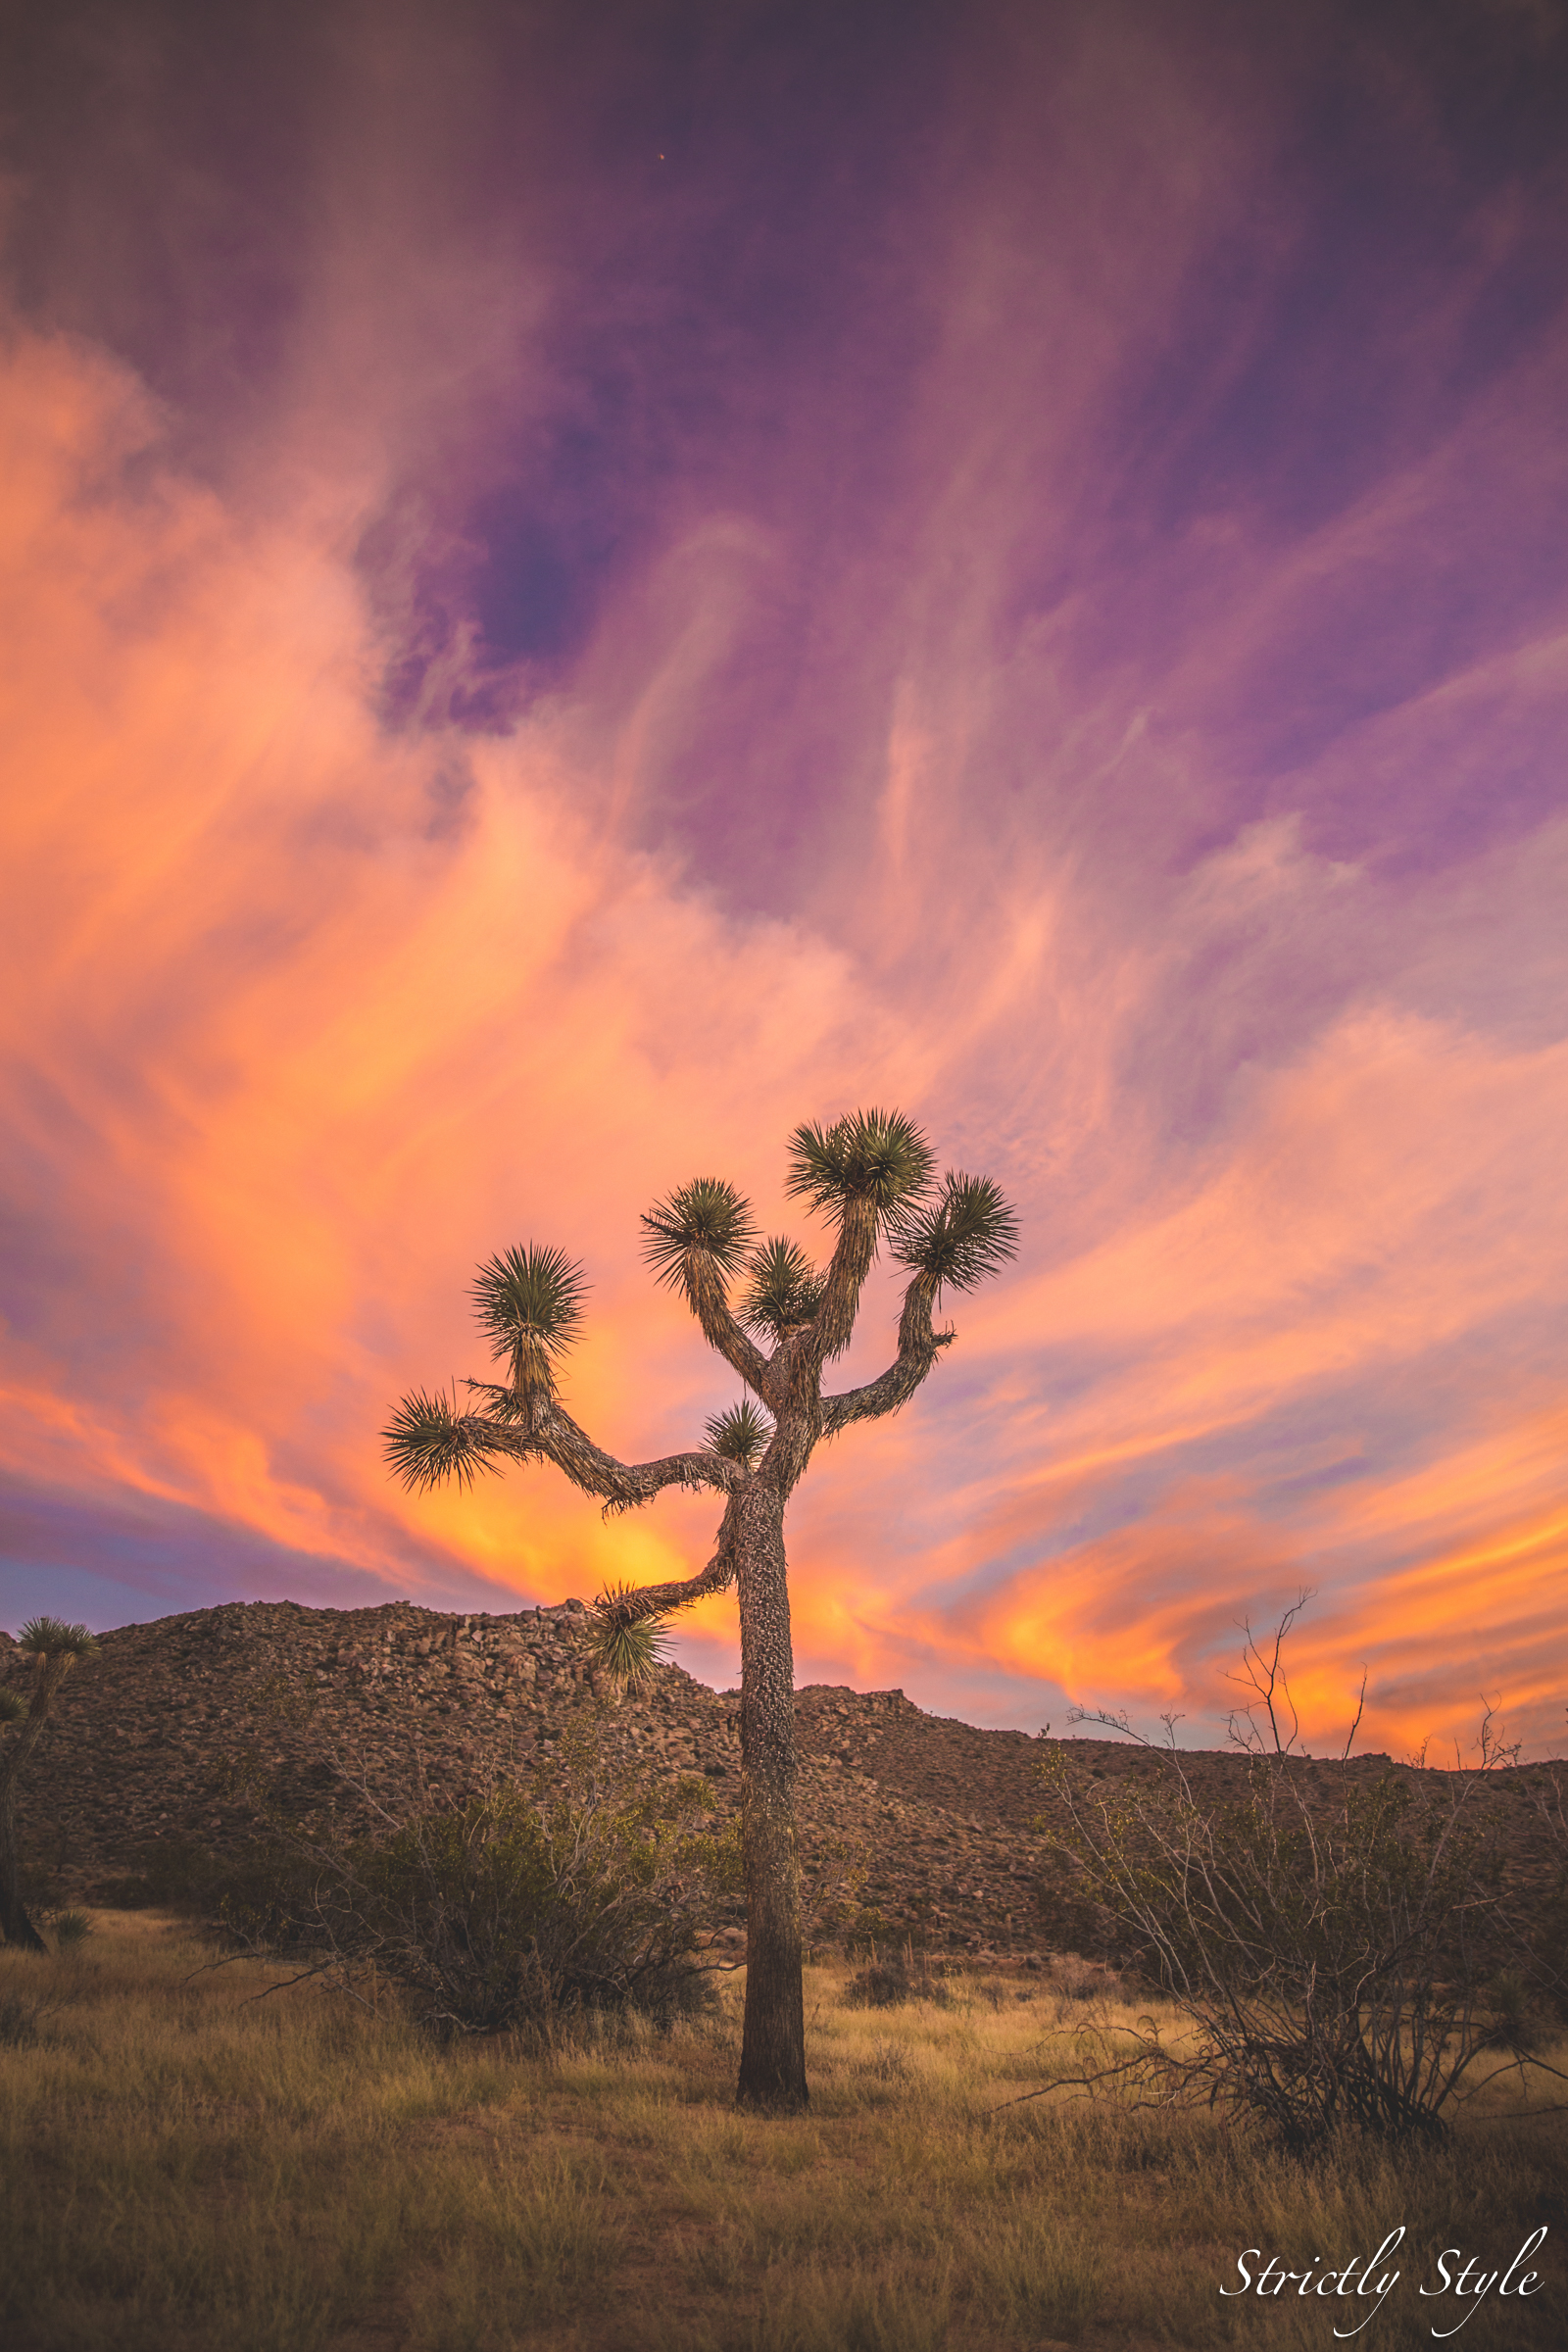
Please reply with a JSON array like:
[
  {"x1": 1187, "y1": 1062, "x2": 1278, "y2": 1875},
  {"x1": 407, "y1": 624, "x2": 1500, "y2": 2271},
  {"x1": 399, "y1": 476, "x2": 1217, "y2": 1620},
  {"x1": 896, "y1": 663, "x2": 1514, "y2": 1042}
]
[
  {"x1": 705, "y1": 1399, "x2": 772, "y2": 1469},
  {"x1": 0, "y1": 1689, "x2": 25, "y2": 1724},
  {"x1": 471, "y1": 1245, "x2": 587, "y2": 1392},
  {"x1": 784, "y1": 1108, "x2": 935, "y2": 1221},
  {"x1": 738, "y1": 1236, "x2": 823, "y2": 1342},
  {"x1": 18, "y1": 1617, "x2": 96, "y2": 1661},
  {"x1": 891, "y1": 1172, "x2": 1020, "y2": 1297},
  {"x1": 381, "y1": 1389, "x2": 501, "y2": 1493},
  {"x1": 589, "y1": 1586, "x2": 670, "y2": 1688},
  {"x1": 640, "y1": 1178, "x2": 758, "y2": 1291}
]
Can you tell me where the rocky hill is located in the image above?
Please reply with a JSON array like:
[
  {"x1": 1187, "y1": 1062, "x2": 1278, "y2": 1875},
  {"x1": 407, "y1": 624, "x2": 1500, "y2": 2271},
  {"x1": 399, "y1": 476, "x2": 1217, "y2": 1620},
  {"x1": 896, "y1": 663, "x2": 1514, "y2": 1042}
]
[{"x1": 2, "y1": 1599, "x2": 1564, "y2": 1965}]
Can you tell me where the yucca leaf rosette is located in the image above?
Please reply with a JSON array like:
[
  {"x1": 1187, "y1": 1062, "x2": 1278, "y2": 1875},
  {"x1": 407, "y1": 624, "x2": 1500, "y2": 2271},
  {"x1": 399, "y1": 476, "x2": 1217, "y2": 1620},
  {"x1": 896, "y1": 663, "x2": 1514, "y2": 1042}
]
[
  {"x1": 640, "y1": 1178, "x2": 758, "y2": 1297},
  {"x1": 890, "y1": 1172, "x2": 1020, "y2": 1298},
  {"x1": 18, "y1": 1618, "x2": 97, "y2": 1665},
  {"x1": 471, "y1": 1244, "x2": 588, "y2": 1399},
  {"x1": 783, "y1": 1108, "x2": 935, "y2": 1224},
  {"x1": 705, "y1": 1399, "x2": 772, "y2": 1470},
  {"x1": 382, "y1": 1387, "x2": 501, "y2": 1492},
  {"x1": 589, "y1": 1585, "x2": 671, "y2": 1690},
  {"x1": 738, "y1": 1238, "x2": 823, "y2": 1342}
]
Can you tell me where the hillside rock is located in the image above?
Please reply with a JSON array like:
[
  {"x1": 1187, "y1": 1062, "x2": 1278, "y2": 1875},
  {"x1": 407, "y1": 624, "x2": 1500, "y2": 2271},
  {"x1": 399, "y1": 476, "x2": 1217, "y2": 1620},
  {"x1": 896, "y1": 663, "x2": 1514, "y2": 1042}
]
[{"x1": 1, "y1": 1598, "x2": 1562, "y2": 1962}]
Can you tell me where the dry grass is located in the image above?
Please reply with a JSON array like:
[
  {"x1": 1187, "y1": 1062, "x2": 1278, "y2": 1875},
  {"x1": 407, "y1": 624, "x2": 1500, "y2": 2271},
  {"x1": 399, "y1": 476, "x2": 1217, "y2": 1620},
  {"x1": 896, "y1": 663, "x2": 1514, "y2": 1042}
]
[{"x1": 2, "y1": 1917, "x2": 1564, "y2": 2350}]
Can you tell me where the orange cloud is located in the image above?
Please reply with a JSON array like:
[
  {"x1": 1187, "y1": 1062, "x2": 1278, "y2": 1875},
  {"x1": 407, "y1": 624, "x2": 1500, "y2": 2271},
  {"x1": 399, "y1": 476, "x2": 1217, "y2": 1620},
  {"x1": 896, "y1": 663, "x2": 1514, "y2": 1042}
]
[
  {"x1": 4, "y1": 239, "x2": 1567, "y2": 1760},
  {"x1": 0, "y1": 322, "x2": 932, "y2": 1634}
]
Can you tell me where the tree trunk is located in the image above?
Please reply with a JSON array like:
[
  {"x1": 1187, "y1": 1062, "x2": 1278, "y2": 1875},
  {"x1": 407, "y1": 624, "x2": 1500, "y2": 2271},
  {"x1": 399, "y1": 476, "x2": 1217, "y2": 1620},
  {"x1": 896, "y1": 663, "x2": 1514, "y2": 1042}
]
[
  {"x1": 0, "y1": 1775, "x2": 46, "y2": 1952},
  {"x1": 0, "y1": 1661, "x2": 66, "y2": 1954},
  {"x1": 734, "y1": 1485, "x2": 808, "y2": 2110}
]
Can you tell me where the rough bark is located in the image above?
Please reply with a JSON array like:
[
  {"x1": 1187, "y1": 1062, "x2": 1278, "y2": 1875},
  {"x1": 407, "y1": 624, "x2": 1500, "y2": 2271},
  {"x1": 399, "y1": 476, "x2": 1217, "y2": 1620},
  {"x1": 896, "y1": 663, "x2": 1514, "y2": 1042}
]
[
  {"x1": 655, "y1": 1266, "x2": 953, "y2": 2107},
  {"x1": 734, "y1": 1484, "x2": 808, "y2": 2108},
  {"x1": 449, "y1": 1396, "x2": 741, "y2": 1512},
  {"x1": 570, "y1": 1264, "x2": 953, "y2": 2109},
  {"x1": 682, "y1": 1256, "x2": 774, "y2": 1401},
  {"x1": 811, "y1": 1198, "x2": 879, "y2": 1364}
]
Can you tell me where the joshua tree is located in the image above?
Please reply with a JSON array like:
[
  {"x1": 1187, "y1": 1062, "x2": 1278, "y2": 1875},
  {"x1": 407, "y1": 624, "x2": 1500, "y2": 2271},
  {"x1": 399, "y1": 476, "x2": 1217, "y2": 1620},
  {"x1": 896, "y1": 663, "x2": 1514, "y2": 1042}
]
[
  {"x1": 0, "y1": 1617, "x2": 97, "y2": 1950},
  {"x1": 384, "y1": 1109, "x2": 1018, "y2": 2108}
]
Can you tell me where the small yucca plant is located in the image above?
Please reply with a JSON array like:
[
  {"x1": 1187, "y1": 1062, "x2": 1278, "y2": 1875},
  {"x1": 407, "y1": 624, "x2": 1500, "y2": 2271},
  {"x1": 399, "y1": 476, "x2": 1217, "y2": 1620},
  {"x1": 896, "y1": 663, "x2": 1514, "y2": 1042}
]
[
  {"x1": 705, "y1": 1400, "x2": 772, "y2": 1469},
  {"x1": 588, "y1": 1589, "x2": 670, "y2": 1690},
  {"x1": 739, "y1": 1239, "x2": 823, "y2": 1341}
]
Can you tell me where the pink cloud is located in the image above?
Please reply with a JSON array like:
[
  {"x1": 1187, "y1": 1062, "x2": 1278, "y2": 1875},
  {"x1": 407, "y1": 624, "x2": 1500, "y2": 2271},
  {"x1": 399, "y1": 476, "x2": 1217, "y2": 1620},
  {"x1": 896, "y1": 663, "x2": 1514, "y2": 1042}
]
[{"x1": 4, "y1": 2, "x2": 1568, "y2": 1756}]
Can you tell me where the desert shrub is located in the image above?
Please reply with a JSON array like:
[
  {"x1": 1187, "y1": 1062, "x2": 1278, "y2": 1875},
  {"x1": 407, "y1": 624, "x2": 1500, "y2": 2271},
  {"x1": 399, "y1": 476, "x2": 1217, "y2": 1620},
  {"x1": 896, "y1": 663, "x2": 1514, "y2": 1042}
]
[
  {"x1": 92, "y1": 1833, "x2": 228, "y2": 1912},
  {"x1": 844, "y1": 1961, "x2": 909, "y2": 2009},
  {"x1": 843, "y1": 1954, "x2": 953, "y2": 2010},
  {"x1": 225, "y1": 1725, "x2": 742, "y2": 2037},
  {"x1": 1035, "y1": 1738, "x2": 1563, "y2": 2149}
]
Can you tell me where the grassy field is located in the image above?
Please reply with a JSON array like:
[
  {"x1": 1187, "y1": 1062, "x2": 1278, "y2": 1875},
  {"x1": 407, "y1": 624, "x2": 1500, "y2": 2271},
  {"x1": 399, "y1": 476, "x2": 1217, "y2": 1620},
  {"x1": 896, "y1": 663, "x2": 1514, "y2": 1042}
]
[{"x1": 2, "y1": 1917, "x2": 1564, "y2": 2352}]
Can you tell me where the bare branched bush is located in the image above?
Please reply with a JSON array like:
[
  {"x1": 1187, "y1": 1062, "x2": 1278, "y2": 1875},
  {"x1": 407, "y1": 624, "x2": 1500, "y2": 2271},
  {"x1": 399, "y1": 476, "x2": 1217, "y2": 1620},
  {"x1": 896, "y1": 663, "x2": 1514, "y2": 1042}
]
[
  {"x1": 1033, "y1": 1622, "x2": 1567, "y2": 2149},
  {"x1": 222, "y1": 1722, "x2": 742, "y2": 2038}
]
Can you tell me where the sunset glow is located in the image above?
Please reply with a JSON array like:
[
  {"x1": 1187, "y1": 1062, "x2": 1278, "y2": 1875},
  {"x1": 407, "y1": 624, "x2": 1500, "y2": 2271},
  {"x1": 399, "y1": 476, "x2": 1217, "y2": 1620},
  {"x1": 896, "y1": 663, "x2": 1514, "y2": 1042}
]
[{"x1": 3, "y1": 1, "x2": 1566, "y2": 1752}]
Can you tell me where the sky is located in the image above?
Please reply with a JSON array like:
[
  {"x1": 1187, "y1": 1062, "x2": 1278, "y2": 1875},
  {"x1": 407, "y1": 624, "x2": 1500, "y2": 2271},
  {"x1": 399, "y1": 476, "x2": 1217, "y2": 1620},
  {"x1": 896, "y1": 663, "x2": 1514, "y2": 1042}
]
[{"x1": 2, "y1": 0, "x2": 1566, "y2": 1754}]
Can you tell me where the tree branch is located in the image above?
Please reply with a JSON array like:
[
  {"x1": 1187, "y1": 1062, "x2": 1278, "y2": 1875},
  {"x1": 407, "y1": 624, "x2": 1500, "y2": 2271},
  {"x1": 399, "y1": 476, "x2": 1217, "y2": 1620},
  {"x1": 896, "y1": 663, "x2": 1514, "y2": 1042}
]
[
  {"x1": 809, "y1": 1197, "x2": 880, "y2": 1365},
  {"x1": 819, "y1": 1275, "x2": 954, "y2": 1434},
  {"x1": 682, "y1": 1255, "x2": 775, "y2": 1402},
  {"x1": 1225, "y1": 1591, "x2": 1313, "y2": 1758},
  {"x1": 599, "y1": 1513, "x2": 742, "y2": 1623},
  {"x1": 389, "y1": 1391, "x2": 745, "y2": 1511},
  {"x1": 527, "y1": 1399, "x2": 743, "y2": 1514}
]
